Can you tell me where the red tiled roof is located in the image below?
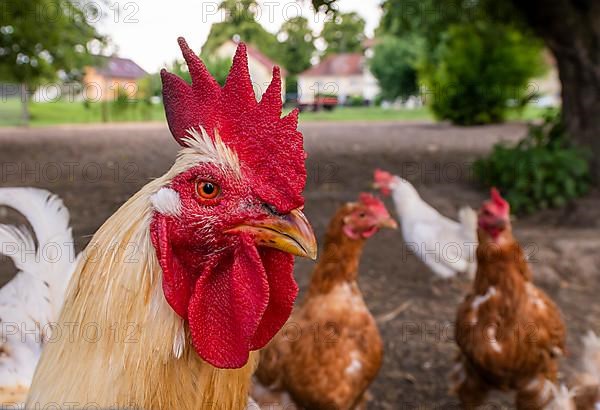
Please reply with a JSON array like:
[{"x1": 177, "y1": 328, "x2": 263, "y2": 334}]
[
  {"x1": 96, "y1": 56, "x2": 148, "y2": 79},
  {"x1": 299, "y1": 53, "x2": 364, "y2": 77},
  {"x1": 362, "y1": 38, "x2": 378, "y2": 48},
  {"x1": 224, "y1": 40, "x2": 287, "y2": 76}
]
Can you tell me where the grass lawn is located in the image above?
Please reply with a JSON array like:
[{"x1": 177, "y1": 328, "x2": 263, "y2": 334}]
[
  {"x1": 0, "y1": 99, "x2": 551, "y2": 127},
  {"x1": 297, "y1": 104, "x2": 553, "y2": 122},
  {"x1": 297, "y1": 106, "x2": 434, "y2": 122},
  {"x1": 0, "y1": 99, "x2": 165, "y2": 127}
]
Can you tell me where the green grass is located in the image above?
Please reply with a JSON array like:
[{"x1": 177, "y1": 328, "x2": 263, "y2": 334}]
[
  {"x1": 297, "y1": 104, "x2": 553, "y2": 123},
  {"x1": 0, "y1": 99, "x2": 552, "y2": 127},
  {"x1": 0, "y1": 99, "x2": 165, "y2": 127},
  {"x1": 297, "y1": 106, "x2": 434, "y2": 122}
]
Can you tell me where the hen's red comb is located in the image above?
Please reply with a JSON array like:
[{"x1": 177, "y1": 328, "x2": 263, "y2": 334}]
[
  {"x1": 359, "y1": 192, "x2": 389, "y2": 217},
  {"x1": 161, "y1": 37, "x2": 306, "y2": 212},
  {"x1": 482, "y1": 187, "x2": 510, "y2": 217},
  {"x1": 374, "y1": 169, "x2": 392, "y2": 184},
  {"x1": 359, "y1": 192, "x2": 383, "y2": 207},
  {"x1": 490, "y1": 188, "x2": 509, "y2": 211}
]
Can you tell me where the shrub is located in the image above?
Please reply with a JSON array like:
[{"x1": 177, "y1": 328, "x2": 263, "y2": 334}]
[
  {"x1": 346, "y1": 95, "x2": 364, "y2": 107},
  {"x1": 474, "y1": 112, "x2": 591, "y2": 214},
  {"x1": 422, "y1": 22, "x2": 546, "y2": 125},
  {"x1": 111, "y1": 87, "x2": 133, "y2": 119}
]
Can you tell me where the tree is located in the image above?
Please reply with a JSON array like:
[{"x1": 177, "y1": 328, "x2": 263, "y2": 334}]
[
  {"x1": 321, "y1": 12, "x2": 366, "y2": 55},
  {"x1": 422, "y1": 22, "x2": 545, "y2": 124},
  {"x1": 0, "y1": 0, "x2": 103, "y2": 124},
  {"x1": 313, "y1": 0, "x2": 600, "y2": 179},
  {"x1": 217, "y1": 0, "x2": 257, "y2": 26},
  {"x1": 168, "y1": 56, "x2": 231, "y2": 87},
  {"x1": 201, "y1": 0, "x2": 279, "y2": 63},
  {"x1": 277, "y1": 16, "x2": 315, "y2": 75},
  {"x1": 369, "y1": 36, "x2": 423, "y2": 102},
  {"x1": 508, "y1": 1, "x2": 600, "y2": 179}
]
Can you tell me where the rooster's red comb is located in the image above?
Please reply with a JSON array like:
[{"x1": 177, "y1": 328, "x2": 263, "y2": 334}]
[{"x1": 161, "y1": 37, "x2": 306, "y2": 212}]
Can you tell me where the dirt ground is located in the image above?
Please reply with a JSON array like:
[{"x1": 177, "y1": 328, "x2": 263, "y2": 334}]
[{"x1": 1, "y1": 121, "x2": 599, "y2": 409}]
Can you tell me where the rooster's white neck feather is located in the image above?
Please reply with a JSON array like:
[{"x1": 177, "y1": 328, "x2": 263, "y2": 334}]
[{"x1": 26, "y1": 145, "x2": 257, "y2": 410}]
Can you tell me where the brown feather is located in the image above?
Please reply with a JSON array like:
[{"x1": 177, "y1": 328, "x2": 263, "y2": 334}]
[
  {"x1": 253, "y1": 204, "x2": 383, "y2": 410},
  {"x1": 454, "y1": 227, "x2": 566, "y2": 410}
]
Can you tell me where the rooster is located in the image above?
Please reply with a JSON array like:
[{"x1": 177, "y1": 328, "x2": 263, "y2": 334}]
[
  {"x1": 373, "y1": 169, "x2": 477, "y2": 278},
  {"x1": 253, "y1": 193, "x2": 397, "y2": 410},
  {"x1": 0, "y1": 188, "x2": 77, "y2": 406},
  {"x1": 26, "y1": 38, "x2": 317, "y2": 410},
  {"x1": 454, "y1": 188, "x2": 566, "y2": 410}
]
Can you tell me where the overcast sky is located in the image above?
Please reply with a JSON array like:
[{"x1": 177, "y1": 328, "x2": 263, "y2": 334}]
[{"x1": 94, "y1": 0, "x2": 383, "y2": 73}]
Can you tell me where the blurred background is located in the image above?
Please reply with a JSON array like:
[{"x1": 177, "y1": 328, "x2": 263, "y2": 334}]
[
  {"x1": 0, "y1": 0, "x2": 564, "y2": 126},
  {"x1": 1, "y1": 0, "x2": 600, "y2": 408}
]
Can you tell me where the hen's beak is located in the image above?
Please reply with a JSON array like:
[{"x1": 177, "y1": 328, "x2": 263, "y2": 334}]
[
  {"x1": 227, "y1": 208, "x2": 317, "y2": 260},
  {"x1": 378, "y1": 217, "x2": 398, "y2": 230},
  {"x1": 488, "y1": 217, "x2": 508, "y2": 230}
]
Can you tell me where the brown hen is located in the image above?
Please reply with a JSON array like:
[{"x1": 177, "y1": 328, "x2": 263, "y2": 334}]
[
  {"x1": 454, "y1": 188, "x2": 566, "y2": 410},
  {"x1": 253, "y1": 193, "x2": 397, "y2": 410}
]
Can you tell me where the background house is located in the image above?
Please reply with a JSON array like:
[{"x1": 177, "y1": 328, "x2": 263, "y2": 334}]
[
  {"x1": 297, "y1": 53, "x2": 380, "y2": 106},
  {"x1": 214, "y1": 40, "x2": 286, "y2": 100},
  {"x1": 83, "y1": 56, "x2": 147, "y2": 101}
]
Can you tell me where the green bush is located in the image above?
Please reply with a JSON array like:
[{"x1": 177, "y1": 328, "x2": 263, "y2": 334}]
[
  {"x1": 285, "y1": 75, "x2": 298, "y2": 95},
  {"x1": 346, "y1": 95, "x2": 364, "y2": 107},
  {"x1": 474, "y1": 112, "x2": 591, "y2": 214},
  {"x1": 423, "y1": 22, "x2": 546, "y2": 125}
]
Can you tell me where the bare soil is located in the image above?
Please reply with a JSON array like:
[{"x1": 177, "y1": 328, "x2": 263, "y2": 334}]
[{"x1": 1, "y1": 121, "x2": 599, "y2": 409}]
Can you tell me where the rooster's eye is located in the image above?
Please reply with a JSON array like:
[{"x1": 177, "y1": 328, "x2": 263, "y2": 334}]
[{"x1": 196, "y1": 180, "x2": 220, "y2": 200}]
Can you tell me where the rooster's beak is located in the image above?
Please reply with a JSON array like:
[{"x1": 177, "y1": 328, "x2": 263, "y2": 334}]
[{"x1": 227, "y1": 208, "x2": 318, "y2": 260}]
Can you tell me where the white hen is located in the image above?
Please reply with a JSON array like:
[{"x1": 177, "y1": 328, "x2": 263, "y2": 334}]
[
  {"x1": 571, "y1": 331, "x2": 600, "y2": 409},
  {"x1": 373, "y1": 169, "x2": 477, "y2": 278},
  {"x1": 0, "y1": 188, "x2": 77, "y2": 406}
]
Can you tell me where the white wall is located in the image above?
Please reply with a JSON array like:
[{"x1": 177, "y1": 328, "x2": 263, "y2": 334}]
[{"x1": 298, "y1": 73, "x2": 380, "y2": 104}]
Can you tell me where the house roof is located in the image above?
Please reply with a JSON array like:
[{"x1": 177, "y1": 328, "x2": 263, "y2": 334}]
[
  {"x1": 299, "y1": 53, "x2": 364, "y2": 77},
  {"x1": 222, "y1": 40, "x2": 287, "y2": 76},
  {"x1": 362, "y1": 38, "x2": 378, "y2": 49},
  {"x1": 95, "y1": 56, "x2": 148, "y2": 79}
]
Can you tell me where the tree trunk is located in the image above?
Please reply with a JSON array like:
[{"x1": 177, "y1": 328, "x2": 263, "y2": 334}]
[
  {"x1": 20, "y1": 83, "x2": 30, "y2": 126},
  {"x1": 555, "y1": 48, "x2": 600, "y2": 179},
  {"x1": 510, "y1": 0, "x2": 600, "y2": 180}
]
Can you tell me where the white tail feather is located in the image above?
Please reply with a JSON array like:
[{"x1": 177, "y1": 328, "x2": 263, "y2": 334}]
[
  {"x1": 0, "y1": 187, "x2": 76, "y2": 317},
  {"x1": 458, "y1": 206, "x2": 478, "y2": 277},
  {"x1": 0, "y1": 188, "x2": 78, "y2": 398},
  {"x1": 0, "y1": 188, "x2": 71, "y2": 247},
  {"x1": 458, "y1": 206, "x2": 478, "y2": 241},
  {"x1": 0, "y1": 224, "x2": 36, "y2": 273},
  {"x1": 582, "y1": 331, "x2": 600, "y2": 384},
  {"x1": 545, "y1": 383, "x2": 576, "y2": 409}
]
